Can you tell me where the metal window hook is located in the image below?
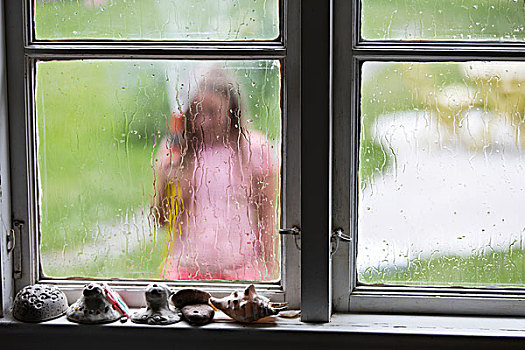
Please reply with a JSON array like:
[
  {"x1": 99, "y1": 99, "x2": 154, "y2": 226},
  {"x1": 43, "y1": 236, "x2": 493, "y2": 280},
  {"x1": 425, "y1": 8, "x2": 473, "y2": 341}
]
[
  {"x1": 279, "y1": 226, "x2": 301, "y2": 250},
  {"x1": 331, "y1": 228, "x2": 351, "y2": 257},
  {"x1": 6, "y1": 220, "x2": 23, "y2": 254}
]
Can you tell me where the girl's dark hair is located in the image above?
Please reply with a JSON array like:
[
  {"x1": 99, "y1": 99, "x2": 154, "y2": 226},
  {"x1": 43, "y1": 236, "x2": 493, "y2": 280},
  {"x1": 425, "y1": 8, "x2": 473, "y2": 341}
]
[{"x1": 183, "y1": 68, "x2": 244, "y2": 146}]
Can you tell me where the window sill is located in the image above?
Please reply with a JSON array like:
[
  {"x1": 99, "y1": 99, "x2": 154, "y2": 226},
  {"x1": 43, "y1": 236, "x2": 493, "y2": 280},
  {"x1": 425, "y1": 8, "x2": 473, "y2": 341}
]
[{"x1": 2, "y1": 312, "x2": 525, "y2": 349}]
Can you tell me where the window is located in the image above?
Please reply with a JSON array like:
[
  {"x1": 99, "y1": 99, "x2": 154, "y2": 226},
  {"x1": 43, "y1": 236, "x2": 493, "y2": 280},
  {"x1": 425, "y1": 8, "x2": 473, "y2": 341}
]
[
  {"x1": 332, "y1": 0, "x2": 525, "y2": 316},
  {"x1": 3, "y1": 0, "x2": 301, "y2": 310},
  {"x1": 6, "y1": 0, "x2": 524, "y2": 325}
]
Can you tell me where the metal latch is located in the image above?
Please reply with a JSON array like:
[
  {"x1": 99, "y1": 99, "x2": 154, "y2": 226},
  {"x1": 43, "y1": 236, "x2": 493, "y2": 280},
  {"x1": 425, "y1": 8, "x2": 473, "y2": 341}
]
[
  {"x1": 279, "y1": 226, "x2": 301, "y2": 250},
  {"x1": 12, "y1": 220, "x2": 24, "y2": 279},
  {"x1": 6, "y1": 228, "x2": 15, "y2": 253},
  {"x1": 278, "y1": 227, "x2": 301, "y2": 236},
  {"x1": 331, "y1": 228, "x2": 352, "y2": 256}
]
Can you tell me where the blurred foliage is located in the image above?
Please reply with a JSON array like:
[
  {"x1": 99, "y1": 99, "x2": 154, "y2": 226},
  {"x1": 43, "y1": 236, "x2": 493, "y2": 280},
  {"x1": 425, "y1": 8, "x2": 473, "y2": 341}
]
[
  {"x1": 236, "y1": 60, "x2": 282, "y2": 141},
  {"x1": 362, "y1": 0, "x2": 525, "y2": 41},
  {"x1": 37, "y1": 61, "x2": 163, "y2": 253},
  {"x1": 359, "y1": 140, "x2": 388, "y2": 188},
  {"x1": 35, "y1": 0, "x2": 279, "y2": 40}
]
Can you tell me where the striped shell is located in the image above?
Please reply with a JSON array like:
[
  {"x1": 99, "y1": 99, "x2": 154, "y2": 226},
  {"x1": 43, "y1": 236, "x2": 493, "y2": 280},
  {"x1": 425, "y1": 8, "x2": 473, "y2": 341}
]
[{"x1": 209, "y1": 284, "x2": 287, "y2": 323}]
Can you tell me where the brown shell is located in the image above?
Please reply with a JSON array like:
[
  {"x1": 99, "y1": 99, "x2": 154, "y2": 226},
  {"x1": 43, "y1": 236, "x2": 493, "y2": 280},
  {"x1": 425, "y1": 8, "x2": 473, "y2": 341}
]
[
  {"x1": 181, "y1": 304, "x2": 215, "y2": 325},
  {"x1": 209, "y1": 284, "x2": 287, "y2": 323},
  {"x1": 170, "y1": 288, "x2": 211, "y2": 308}
]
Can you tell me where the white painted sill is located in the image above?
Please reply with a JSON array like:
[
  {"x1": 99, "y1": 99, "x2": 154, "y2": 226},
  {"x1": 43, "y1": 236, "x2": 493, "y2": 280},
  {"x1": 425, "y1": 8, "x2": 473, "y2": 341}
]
[{"x1": 2, "y1": 311, "x2": 525, "y2": 346}]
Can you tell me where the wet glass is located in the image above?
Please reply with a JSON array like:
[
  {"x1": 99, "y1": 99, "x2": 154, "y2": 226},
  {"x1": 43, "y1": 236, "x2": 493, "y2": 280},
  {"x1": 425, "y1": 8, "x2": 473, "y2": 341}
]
[
  {"x1": 362, "y1": 0, "x2": 525, "y2": 41},
  {"x1": 358, "y1": 61, "x2": 525, "y2": 287},
  {"x1": 34, "y1": 0, "x2": 279, "y2": 41},
  {"x1": 37, "y1": 59, "x2": 282, "y2": 281}
]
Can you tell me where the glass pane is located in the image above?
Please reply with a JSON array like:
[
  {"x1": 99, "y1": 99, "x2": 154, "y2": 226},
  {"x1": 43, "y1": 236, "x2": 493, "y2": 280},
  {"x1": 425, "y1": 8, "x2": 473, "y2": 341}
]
[
  {"x1": 362, "y1": 0, "x2": 525, "y2": 41},
  {"x1": 34, "y1": 0, "x2": 279, "y2": 41},
  {"x1": 37, "y1": 59, "x2": 282, "y2": 281},
  {"x1": 358, "y1": 61, "x2": 525, "y2": 287}
]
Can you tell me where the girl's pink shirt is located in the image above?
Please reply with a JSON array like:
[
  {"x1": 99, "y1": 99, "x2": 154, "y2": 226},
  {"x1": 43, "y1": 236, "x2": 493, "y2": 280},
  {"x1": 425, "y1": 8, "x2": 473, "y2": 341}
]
[{"x1": 161, "y1": 132, "x2": 278, "y2": 281}]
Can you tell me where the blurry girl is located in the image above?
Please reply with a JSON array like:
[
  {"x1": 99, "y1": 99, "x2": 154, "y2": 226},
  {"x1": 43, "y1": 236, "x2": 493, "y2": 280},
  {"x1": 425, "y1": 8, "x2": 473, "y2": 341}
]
[{"x1": 154, "y1": 68, "x2": 279, "y2": 281}]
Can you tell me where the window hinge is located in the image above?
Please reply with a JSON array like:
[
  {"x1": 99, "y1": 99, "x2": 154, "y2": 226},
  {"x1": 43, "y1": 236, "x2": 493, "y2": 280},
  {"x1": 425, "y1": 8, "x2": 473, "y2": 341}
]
[
  {"x1": 331, "y1": 228, "x2": 351, "y2": 257},
  {"x1": 279, "y1": 226, "x2": 301, "y2": 250},
  {"x1": 12, "y1": 220, "x2": 24, "y2": 279}
]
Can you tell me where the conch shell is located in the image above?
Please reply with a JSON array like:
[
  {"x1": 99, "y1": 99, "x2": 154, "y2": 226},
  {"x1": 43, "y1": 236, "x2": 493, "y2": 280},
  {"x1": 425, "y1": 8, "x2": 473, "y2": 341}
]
[{"x1": 209, "y1": 284, "x2": 287, "y2": 323}]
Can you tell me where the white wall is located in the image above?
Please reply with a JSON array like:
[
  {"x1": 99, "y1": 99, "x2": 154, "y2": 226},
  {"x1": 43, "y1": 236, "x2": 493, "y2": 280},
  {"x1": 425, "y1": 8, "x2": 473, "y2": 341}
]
[{"x1": 0, "y1": 0, "x2": 13, "y2": 317}]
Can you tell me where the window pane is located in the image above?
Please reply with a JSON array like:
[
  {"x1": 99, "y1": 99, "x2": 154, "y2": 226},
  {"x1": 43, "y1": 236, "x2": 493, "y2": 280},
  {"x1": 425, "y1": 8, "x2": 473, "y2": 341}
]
[
  {"x1": 362, "y1": 0, "x2": 525, "y2": 41},
  {"x1": 358, "y1": 61, "x2": 525, "y2": 287},
  {"x1": 37, "y1": 59, "x2": 282, "y2": 281},
  {"x1": 34, "y1": 0, "x2": 279, "y2": 41}
]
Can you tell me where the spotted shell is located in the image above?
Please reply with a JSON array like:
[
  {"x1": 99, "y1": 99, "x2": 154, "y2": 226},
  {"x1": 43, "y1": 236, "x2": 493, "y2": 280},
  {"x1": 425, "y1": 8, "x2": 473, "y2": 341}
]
[
  {"x1": 209, "y1": 284, "x2": 287, "y2": 323},
  {"x1": 13, "y1": 284, "x2": 68, "y2": 323}
]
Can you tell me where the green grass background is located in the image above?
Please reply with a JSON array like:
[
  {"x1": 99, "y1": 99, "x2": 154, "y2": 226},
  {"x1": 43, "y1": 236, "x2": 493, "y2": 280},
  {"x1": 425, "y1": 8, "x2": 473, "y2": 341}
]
[
  {"x1": 362, "y1": 0, "x2": 525, "y2": 41},
  {"x1": 35, "y1": 0, "x2": 279, "y2": 41}
]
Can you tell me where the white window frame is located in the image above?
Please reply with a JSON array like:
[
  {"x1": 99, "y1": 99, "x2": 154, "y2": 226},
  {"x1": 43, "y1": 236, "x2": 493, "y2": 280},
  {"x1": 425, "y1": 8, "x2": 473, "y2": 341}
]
[
  {"x1": 331, "y1": 0, "x2": 525, "y2": 316},
  {"x1": 1, "y1": 0, "x2": 304, "y2": 312}
]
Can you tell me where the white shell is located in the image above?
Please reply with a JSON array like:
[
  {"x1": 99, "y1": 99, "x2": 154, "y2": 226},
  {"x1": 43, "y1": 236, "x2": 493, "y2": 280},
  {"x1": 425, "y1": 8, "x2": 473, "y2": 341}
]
[
  {"x1": 131, "y1": 283, "x2": 180, "y2": 325},
  {"x1": 209, "y1": 284, "x2": 287, "y2": 323}
]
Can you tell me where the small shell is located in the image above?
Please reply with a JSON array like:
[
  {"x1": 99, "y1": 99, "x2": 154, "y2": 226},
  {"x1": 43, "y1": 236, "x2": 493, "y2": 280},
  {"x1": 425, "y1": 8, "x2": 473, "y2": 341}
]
[
  {"x1": 278, "y1": 310, "x2": 301, "y2": 318},
  {"x1": 209, "y1": 284, "x2": 287, "y2": 323}
]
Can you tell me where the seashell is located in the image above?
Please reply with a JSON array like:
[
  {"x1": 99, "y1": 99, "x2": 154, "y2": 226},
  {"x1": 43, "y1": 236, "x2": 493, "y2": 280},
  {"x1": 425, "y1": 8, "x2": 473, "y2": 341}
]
[
  {"x1": 131, "y1": 283, "x2": 180, "y2": 325},
  {"x1": 13, "y1": 284, "x2": 68, "y2": 323},
  {"x1": 209, "y1": 284, "x2": 287, "y2": 323},
  {"x1": 66, "y1": 283, "x2": 121, "y2": 324},
  {"x1": 171, "y1": 288, "x2": 214, "y2": 325}
]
